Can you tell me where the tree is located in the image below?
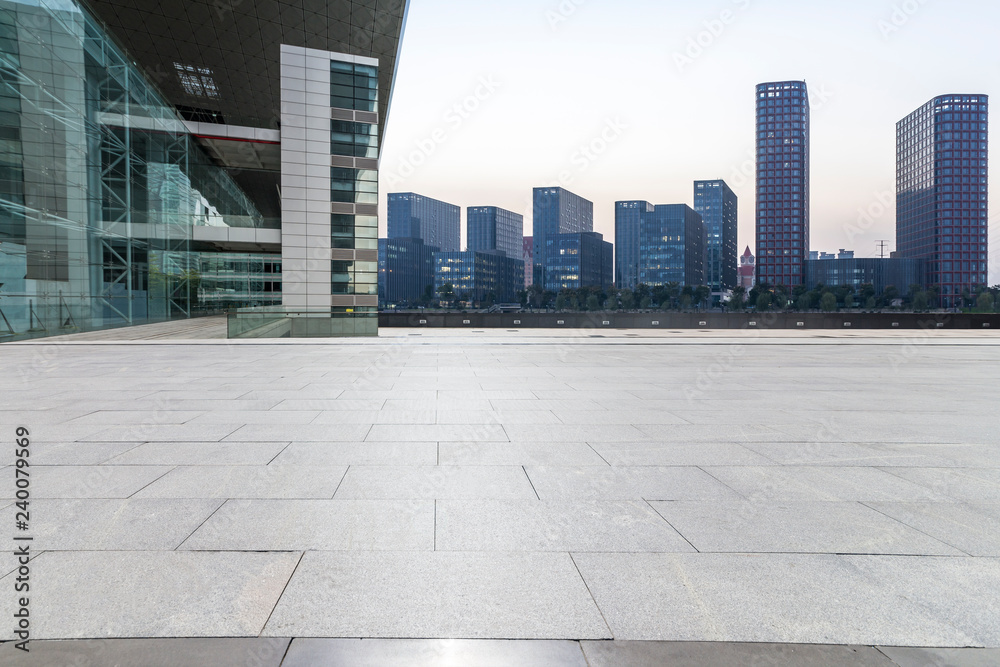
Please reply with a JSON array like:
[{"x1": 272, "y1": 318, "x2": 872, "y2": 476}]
[
  {"x1": 729, "y1": 286, "x2": 746, "y2": 312},
  {"x1": 663, "y1": 282, "x2": 681, "y2": 310},
  {"x1": 820, "y1": 292, "x2": 837, "y2": 312},
  {"x1": 881, "y1": 285, "x2": 900, "y2": 308},
  {"x1": 796, "y1": 292, "x2": 811, "y2": 311},
  {"x1": 437, "y1": 283, "x2": 456, "y2": 307},
  {"x1": 976, "y1": 292, "x2": 995, "y2": 313},
  {"x1": 604, "y1": 295, "x2": 617, "y2": 311},
  {"x1": 640, "y1": 296, "x2": 652, "y2": 310},
  {"x1": 586, "y1": 293, "x2": 600, "y2": 311},
  {"x1": 866, "y1": 296, "x2": 877, "y2": 311},
  {"x1": 694, "y1": 286, "x2": 712, "y2": 311},
  {"x1": 555, "y1": 293, "x2": 568, "y2": 311},
  {"x1": 756, "y1": 293, "x2": 772, "y2": 311},
  {"x1": 912, "y1": 291, "x2": 929, "y2": 312},
  {"x1": 620, "y1": 289, "x2": 635, "y2": 311}
]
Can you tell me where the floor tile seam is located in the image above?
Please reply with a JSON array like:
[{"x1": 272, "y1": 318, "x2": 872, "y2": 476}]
[
  {"x1": 693, "y1": 465, "x2": 750, "y2": 501},
  {"x1": 858, "y1": 501, "x2": 975, "y2": 557},
  {"x1": 174, "y1": 498, "x2": 230, "y2": 550},
  {"x1": 123, "y1": 466, "x2": 178, "y2": 500},
  {"x1": 259, "y1": 551, "x2": 306, "y2": 639},
  {"x1": 522, "y1": 467, "x2": 542, "y2": 500},
  {"x1": 266, "y1": 443, "x2": 295, "y2": 466},
  {"x1": 642, "y1": 498, "x2": 701, "y2": 553},
  {"x1": 330, "y1": 466, "x2": 351, "y2": 500},
  {"x1": 568, "y1": 552, "x2": 615, "y2": 640}
]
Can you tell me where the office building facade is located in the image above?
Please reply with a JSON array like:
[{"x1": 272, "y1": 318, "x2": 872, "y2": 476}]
[
  {"x1": 0, "y1": 0, "x2": 408, "y2": 340},
  {"x1": 467, "y1": 206, "x2": 523, "y2": 259},
  {"x1": 694, "y1": 180, "x2": 738, "y2": 292},
  {"x1": 805, "y1": 257, "x2": 925, "y2": 296},
  {"x1": 756, "y1": 80, "x2": 810, "y2": 288},
  {"x1": 532, "y1": 187, "x2": 593, "y2": 286},
  {"x1": 378, "y1": 238, "x2": 438, "y2": 308},
  {"x1": 434, "y1": 251, "x2": 524, "y2": 304},
  {"x1": 387, "y1": 193, "x2": 461, "y2": 253},
  {"x1": 543, "y1": 232, "x2": 613, "y2": 292},
  {"x1": 616, "y1": 202, "x2": 705, "y2": 288},
  {"x1": 897, "y1": 94, "x2": 989, "y2": 307}
]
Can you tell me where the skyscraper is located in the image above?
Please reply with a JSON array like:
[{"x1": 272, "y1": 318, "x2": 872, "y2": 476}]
[
  {"x1": 532, "y1": 187, "x2": 594, "y2": 286},
  {"x1": 387, "y1": 193, "x2": 461, "y2": 252},
  {"x1": 694, "y1": 180, "x2": 738, "y2": 293},
  {"x1": 755, "y1": 81, "x2": 810, "y2": 288},
  {"x1": 467, "y1": 206, "x2": 523, "y2": 258},
  {"x1": 543, "y1": 232, "x2": 613, "y2": 292},
  {"x1": 897, "y1": 95, "x2": 989, "y2": 307},
  {"x1": 616, "y1": 202, "x2": 705, "y2": 289}
]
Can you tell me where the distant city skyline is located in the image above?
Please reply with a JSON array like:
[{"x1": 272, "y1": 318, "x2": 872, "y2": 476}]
[{"x1": 379, "y1": 0, "x2": 998, "y2": 284}]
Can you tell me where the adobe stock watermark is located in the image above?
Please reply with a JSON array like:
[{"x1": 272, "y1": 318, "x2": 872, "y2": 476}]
[
  {"x1": 382, "y1": 76, "x2": 502, "y2": 188},
  {"x1": 553, "y1": 117, "x2": 630, "y2": 188},
  {"x1": 546, "y1": 0, "x2": 588, "y2": 31},
  {"x1": 673, "y1": 0, "x2": 753, "y2": 73},
  {"x1": 878, "y1": 0, "x2": 931, "y2": 39}
]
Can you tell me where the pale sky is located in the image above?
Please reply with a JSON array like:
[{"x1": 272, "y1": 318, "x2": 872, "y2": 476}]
[{"x1": 379, "y1": 0, "x2": 999, "y2": 284}]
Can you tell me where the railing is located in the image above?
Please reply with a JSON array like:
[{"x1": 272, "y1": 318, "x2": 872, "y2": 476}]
[{"x1": 227, "y1": 307, "x2": 377, "y2": 339}]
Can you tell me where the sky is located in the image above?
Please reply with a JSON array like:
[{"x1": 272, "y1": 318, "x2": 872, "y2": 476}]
[{"x1": 378, "y1": 0, "x2": 999, "y2": 284}]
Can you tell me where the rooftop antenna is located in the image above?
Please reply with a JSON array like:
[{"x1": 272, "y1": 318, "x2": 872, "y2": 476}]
[{"x1": 876, "y1": 240, "x2": 889, "y2": 259}]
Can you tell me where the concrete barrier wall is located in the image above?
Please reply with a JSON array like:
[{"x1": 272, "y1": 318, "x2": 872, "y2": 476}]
[{"x1": 379, "y1": 312, "x2": 1000, "y2": 331}]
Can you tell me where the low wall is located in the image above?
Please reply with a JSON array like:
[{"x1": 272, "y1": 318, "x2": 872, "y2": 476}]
[{"x1": 379, "y1": 312, "x2": 1000, "y2": 330}]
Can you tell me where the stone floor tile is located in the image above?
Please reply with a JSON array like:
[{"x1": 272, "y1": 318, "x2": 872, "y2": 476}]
[
  {"x1": 271, "y1": 442, "x2": 437, "y2": 466},
  {"x1": 334, "y1": 465, "x2": 536, "y2": 500},
  {"x1": 105, "y1": 441, "x2": 289, "y2": 466},
  {"x1": 133, "y1": 465, "x2": 346, "y2": 499},
  {"x1": 262, "y1": 552, "x2": 610, "y2": 639},
  {"x1": 282, "y1": 638, "x2": 588, "y2": 667},
  {"x1": 0, "y1": 638, "x2": 291, "y2": 667},
  {"x1": 438, "y1": 442, "x2": 608, "y2": 466},
  {"x1": 866, "y1": 502, "x2": 1000, "y2": 556},
  {"x1": 526, "y1": 466, "x2": 741, "y2": 501},
  {"x1": 580, "y1": 641, "x2": 896, "y2": 667}
]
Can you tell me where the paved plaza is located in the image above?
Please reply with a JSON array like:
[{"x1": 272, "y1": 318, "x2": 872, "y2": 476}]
[{"x1": 0, "y1": 326, "x2": 998, "y2": 662}]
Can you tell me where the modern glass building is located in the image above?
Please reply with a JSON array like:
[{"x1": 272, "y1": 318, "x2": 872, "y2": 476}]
[
  {"x1": 805, "y1": 257, "x2": 925, "y2": 296},
  {"x1": 756, "y1": 80, "x2": 810, "y2": 289},
  {"x1": 616, "y1": 202, "x2": 705, "y2": 288},
  {"x1": 387, "y1": 193, "x2": 460, "y2": 253},
  {"x1": 693, "y1": 180, "x2": 738, "y2": 292},
  {"x1": 614, "y1": 201, "x2": 650, "y2": 289},
  {"x1": 522, "y1": 236, "x2": 533, "y2": 289},
  {"x1": 467, "y1": 206, "x2": 523, "y2": 259},
  {"x1": 532, "y1": 187, "x2": 593, "y2": 287},
  {"x1": 543, "y1": 232, "x2": 613, "y2": 292},
  {"x1": 434, "y1": 251, "x2": 524, "y2": 304},
  {"x1": 0, "y1": 0, "x2": 409, "y2": 340},
  {"x1": 378, "y1": 237, "x2": 437, "y2": 308},
  {"x1": 897, "y1": 94, "x2": 989, "y2": 307}
]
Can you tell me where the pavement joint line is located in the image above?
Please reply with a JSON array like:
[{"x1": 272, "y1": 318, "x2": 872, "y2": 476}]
[
  {"x1": 859, "y1": 501, "x2": 976, "y2": 557},
  {"x1": 259, "y1": 551, "x2": 305, "y2": 639},
  {"x1": 644, "y1": 498, "x2": 701, "y2": 553},
  {"x1": 569, "y1": 553, "x2": 615, "y2": 639},
  {"x1": 174, "y1": 498, "x2": 229, "y2": 551}
]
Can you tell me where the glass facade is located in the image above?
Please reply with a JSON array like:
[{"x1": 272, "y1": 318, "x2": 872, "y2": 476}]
[
  {"x1": 434, "y1": 250, "x2": 524, "y2": 303},
  {"x1": 532, "y1": 187, "x2": 593, "y2": 287},
  {"x1": 543, "y1": 232, "x2": 613, "y2": 292},
  {"x1": 897, "y1": 94, "x2": 989, "y2": 307},
  {"x1": 694, "y1": 179, "x2": 738, "y2": 291},
  {"x1": 805, "y1": 258, "x2": 925, "y2": 296},
  {"x1": 387, "y1": 193, "x2": 460, "y2": 252},
  {"x1": 614, "y1": 200, "x2": 651, "y2": 289},
  {"x1": 756, "y1": 81, "x2": 810, "y2": 288},
  {"x1": 0, "y1": 0, "x2": 276, "y2": 341},
  {"x1": 467, "y1": 206, "x2": 523, "y2": 259},
  {"x1": 638, "y1": 205, "x2": 705, "y2": 287},
  {"x1": 378, "y1": 237, "x2": 438, "y2": 307}
]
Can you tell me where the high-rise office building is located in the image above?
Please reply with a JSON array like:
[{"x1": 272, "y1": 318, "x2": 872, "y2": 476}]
[
  {"x1": 615, "y1": 202, "x2": 705, "y2": 288},
  {"x1": 755, "y1": 80, "x2": 810, "y2": 288},
  {"x1": 467, "y1": 206, "x2": 523, "y2": 259},
  {"x1": 543, "y1": 232, "x2": 613, "y2": 292},
  {"x1": 388, "y1": 193, "x2": 461, "y2": 252},
  {"x1": 694, "y1": 180, "x2": 738, "y2": 292},
  {"x1": 0, "y1": 0, "x2": 408, "y2": 340},
  {"x1": 897, "y1": 94, "x2": 989, "y2": 307},
  {"x1": 615, "y1": 201, "x2": 650, "y2": 289},
  {"x1": 434, "y1": 251, "x2": 525, "y2": 304},
  {"x1": 532, "y1": 187, "x2": 593, "y2": 286},
  {"x1": 378, "y1": 238, "x2": 438, "y2": 308}
]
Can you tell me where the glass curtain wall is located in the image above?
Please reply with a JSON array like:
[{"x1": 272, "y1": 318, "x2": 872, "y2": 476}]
[{"x1": 0, "y1": 0, "x2": 275, "y2": 340}]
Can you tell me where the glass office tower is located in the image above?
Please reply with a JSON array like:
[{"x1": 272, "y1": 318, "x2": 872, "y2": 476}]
[
  {"x1": 434, "y1": 251, "x2": 524, "y2": 304},
  {"x1": 755, "y1": 81, "x2": 810, "y2": 288},
  {"x1": 543, "y1": 232, "x2": 613, "y2": 292},
  {"x1": 467, "y1": 206, "x2": 523, "y2": 259},
  {"x1": 532, "y1": 187, "x2": 593, "y2": 287},
  {"x1": 378, "y1": 237, "x2": 437, "y2": 308},
  {"x1": 614, "y1": 201, "x2": 651, "y2": 289},
  {"x1": 694, "y1": 180, "x2": 738, "y2": 292},
  {"x1": 616, "y1": 202, "x2": 705, "y2": 288},
  {"x1": 387, "y1": 193, "x2": 461, "y2": 253},
  {"x1": 897, "y1": 95, "x2": 989, "y2": 307}
]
